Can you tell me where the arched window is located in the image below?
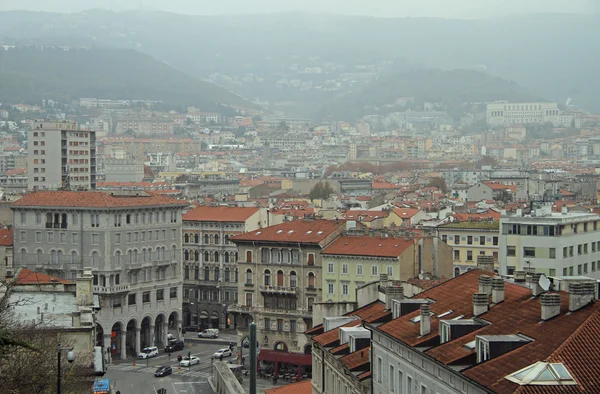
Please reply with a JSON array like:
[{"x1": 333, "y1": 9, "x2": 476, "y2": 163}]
[
  {"x1": 308, "y1": 272, "x2": 315, "y2": 287},
  {"x1": 159, "y1": 247, "x2": 165, "y2": 260},
  {"x1": 184, "y1": 250, "x2": 190, "y2": 261},
  {"x1": 246, "y1": 250, "x2": 252, "y2": 262},
  {"x1": 148, "y1": 248, "x2": 153, "y2": 261},
  {"x1": 57, "y1": 250, "x2": 63, "y2": 264},
  {"x1": 115, "y1": 251, "x2": 121, "y2": 265},
  {"x1": 210, "y1": 234, "x2": 214, "y2": 244},
  {"x1": 203, "y1": 234, "x2": 209, "y2": 244},
  {"x1": 234, "y1": 252, "x2": 238, "y2": 262},
  {"x1": 277, "y1": 270, "x2": 284, "y2": 287},
  {"x1": 225, "y1": 268, "x2": 230, "y2": 282},
  {"x1": 204, "y1": 251, "x2": 209, "y2": 262},
  {"x1": 290, "y1": 271, "x2": 297, "y2": 287},
  {"x1": 454, "y1": 267, "x2": 460, "y2": 277},
  {"x1": 128, "y1": 250, "x2": 133, "y2": 264},
  {"x1": 204, "y1": 266, "x2": 210, "y2": 281},
  {"x1": 36, "y1": 249, "x2": 42, "y2": 263},
  {"x1": 71, "y1": 251, "x2": 77, "y2": 265},
  {"x1": 194, "y1": 234, "x2": 199, "y2": 244},
  {"x1": 214, "y1": 252, "x2": 219, "y2": 263},
  {"x1": 225, "y1": 252, "x2": 230, "y2": 263},
  {"x1": 215, "y1": 267, "x2": 220, "y2": 281},
  {"x1": 51, "y1": 250, "x2": 57, "y2": 264},
  {"x1": 264, "y1": 269, "x2": 271, "y2": 286},
  {"x1": 184, "y1": 233, "x2": 190, "y2": 243},
  {"x1": 246, "y1": 269, "x2": 253, "y2": 284},
  {"x1": 194, "y1": 250, "x2": 199, "y2": 262},
  {"x1": 142, "y1": 248, "x2": 147, "y2": 261},
  {"x1": 92, "y1": 251, "x2": 99, "y2": 265},
  {"x1": 133, "y1": 249, "x2": 138, "y2": 263},
  {"x1": 235, "y1": 269, "x2": 238, "y2": 282},
  {"x1": 171, "y1": 246, "x2": 177, "y2": 260},
  {"x1": 224, "y1": 234, "x2": 229, "y2": 244},
  {"x1": 214, "y1": 234, "x2": 220, "y2": 245}
]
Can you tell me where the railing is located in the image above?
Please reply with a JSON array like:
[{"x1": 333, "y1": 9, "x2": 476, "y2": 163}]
[
  {"x1": 228, "y1": 305, "x2": 253, "y2": 313},
  {"x1": 93, "y1": 284, "x2": 130, "y2": 293},
  {"x1": 259, "y1": 285, "x2": 298, "y2": 294}
]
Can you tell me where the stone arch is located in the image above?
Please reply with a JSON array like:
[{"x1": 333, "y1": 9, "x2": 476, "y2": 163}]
[
  {"x1": 141, "y1": 315, "x2": 153, "y2": 347},
  {"x1": 273, "y1": 341, "x2": 288, "y2": 352},
  {"x1": 126, "y1": 318, "x2": 139, "y2": 357},
  {"x1": 184, "y1": 249, "x2": 190, "y2": 261},
  {"x1": 194, "y1": 233, "x2": 199, "y2": 244},
  {"x1": 454, "y1": 267, "x2": 460, "y2": 277},
  {"x1": 307, "y1": 271, "x2": 315, "y2": 287},
  {"x1": 95, "y1": 322, "x2": 104, "y2": 347},
  {"x1": 154, "y1": 312, "x2": 168, "y2": 348},
  {"x1": 246, "y1": 268, "x2": 253, "y2": 284},
  {"x1": 303, "y1": 343, "x2": 312, "y2": 354},
  {"x1": 184, "y1": 233, "x2": 190, "y2": 243},
  {"x1": 110, "y1": 320, "x2": 126, "y2": 360}
]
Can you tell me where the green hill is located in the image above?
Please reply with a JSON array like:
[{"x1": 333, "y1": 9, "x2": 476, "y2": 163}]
[
  {"x1": 0, "y1": 47, "x2": 250, "y2": 110},
  {"x1": 315, "y1": 69, "x2": 541, "y2": 122}
]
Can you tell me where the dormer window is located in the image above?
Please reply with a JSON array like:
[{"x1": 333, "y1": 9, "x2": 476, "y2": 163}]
[
  {"x1": 476, "y1": 334, "x2": 533, "y2": 363},
  {"x1": 505, "y1": 362, "x2": 576, "y2": 386}
]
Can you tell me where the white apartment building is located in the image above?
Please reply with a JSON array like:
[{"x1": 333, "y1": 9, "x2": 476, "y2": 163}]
[
  {"x1": 11, "y1": 190, "x2": 188, "y2": 362},
  {"x1": 27, "y1": 120, "x2": 97, "y2": 190},
  {"x1": 499, "y1": 207, "x2": 600, "y2": 277},
  {"x1": 486, "y1": 102, "x2": 560, "y2": 126}
]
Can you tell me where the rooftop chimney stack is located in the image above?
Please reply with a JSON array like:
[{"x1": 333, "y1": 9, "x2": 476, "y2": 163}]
[
  {"x1": 514, "y1": 270, "x2": 527, "y2": 283},
  {"x1": 478, "y1": 275, "x2": 493, "y2": 296},
  {"x1": 561, "y1": 204, "x2": 568, "y2": 215},
  {"x1": 568, "y1": 282, "x2": 595, "y2": 312},
  {"x1": 540, "y1": 293, "x2": 561, "y2": 320},
  {"x1": 420, "y1": 304, "x2": 431, "y2": 336},
  {"x1": 530, "y1": 273, "x2": 545, "y2": 296},
  {"x1": 491, "y1": 277, "x2": 505, "y2": 304},
  {"x1": 379, "y1": 273, "x2": 390, "y2": 288},
  {"x1": 477, "y1": 255, "x2": 495, "y2": 272},
  {"x1": 385, "y1": 286, "x2": 404, "y2": 310},
  {"x1": 473, "y1": 293, "x2": 489, "y2": 316},
  {"x1": 76, "y1": 267, "x2": 94, "y2": 307}
]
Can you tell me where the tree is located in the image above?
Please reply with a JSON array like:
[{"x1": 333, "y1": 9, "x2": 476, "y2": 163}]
[
  {"x1": 426, "y1": 177, "x2": 447, "y2": 194},
  {"x1": 276, "y1": 121, "x2": 290, "y2": 132},
  {"x1": 309, "y1": 181, "x2": 334, "y2": 200}
]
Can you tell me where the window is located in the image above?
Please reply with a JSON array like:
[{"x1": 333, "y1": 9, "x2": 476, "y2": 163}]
[
  {"x1": 467, "y1": 251, "x2": 473, "y2": 261},
  {"x1": 308, "y1": 297, "x2": 314, "y2": 312},
  {"x1": 467, "y1": 236, "x2": 473, "y2": 245},
  {"x1": 91, "y1": 233, "x2": 99, "y2": 245},
  {"x1": 390, "y1": 365, "x2": 395, "y2": 392},
  {"x1": 569, "y1": 266, "x2": 574, "y2": 275},
  {"x1": 584, "y1": 244, "x2": 588, "y2": 254},
  {"x1": 72, "y1": 233, "x2": 79, "y2": 244},
  {"x1": 507, "y1": 246, "x2": 516, "y2": 257},
  {"x1": 441, "y1": 234, "x2": 447, "y2": 243},
  {"x1": 479, "y1": 236, "x2": 485, "y2": 246},
  {"x1": 35, "y1": 232, "x2": 41, "y2": 243},
  {"x1": 246, "y1": 269, "x2": 253, "y2": 284},
  {"x1": 264, "y1": 318, "x2": 271, "y2": 330},
  {"x1": 307, "y1": 253, "x2": 315, "y2": 266},
  {"x1": 454, "y1": 235, "x2": 460, "y2": 244},
  {"x1": 328, "y1": 283, "x2": 334, "y2": 294},
  {"x1": 245, "y1": 293, "x2": 253, "y2": 307},
  {"x1": 593, "y1": 262, "x2": 597, "y2": 272},
  {"x1": 290, "y1": 320, "x2": 296, "y2": 332},
  {"x1": 277, "y1": 319, "x2": 284, "y2": 331},
  {"x1": 290, "y1": 271, "x2": 297, "y2": 287},
  {"x1": 327, "y1": 263, "x2": 334, "y2": 273},
  {"x1": 387, "y1": 266, "x2": 393, "y2": 276},
  {"x1": 549, "y1": 248, "x2": 556, "y2": 259},
  {"x1": 570, "y1": 246, "x2": 574, "y2": 257},
  {"x1": 156, "y1": 289, "x2": 164, "y2": 301},
  {"x1": 578, "y1": 244, "x2": 582, "y2": 255},
  {"x1": 563, "y1": 247, "x2": 568, "y2": 258},
  {"x1": 523, "y1": 247, "x2": 536, "y2": 257},
  {"x1": 493, "y1": 236, "x2": 498, "y2": 246},
  {"x1": 47, "y1": 232, "x2": 54, "y2": 243},
  {"x1": 20, "y1": 212, "x2": 26, "y2": 224},
  {"x1": 342, "y1": 284, "x2": 349, "y2": 295},
  {"x1": 584, "y1": 263, "x2": 589, "y2": 274},
  {"x1": 342, "y1": 263, "x2": 348, "y2": 274},
  {"x1": 454, "y1": 250, "x2": 460, "y2": 261},
  {"x1": 593, "y1": 243, "x2": 597, "y2": 253},
  {"x1": 128, "y1": 293, "x2": 136, "y2": 305},
  {"x1": 357, "y1": 264, "x2": 363, "y2": 275},
  {"x1": 264, "y1": 270, "x2": 271, "y2": 286},
  {"x1": 477, "y1": 339, "x2": 490, "y2": 363},
  {"x1": 377, "y1": 357, "x2": 383, "y2": 383},
  {"x1": 371, "y1": 265, "x2": 378, "y2": 276},
  {"x1": 142, "y1": 291, "x2": 150, "y2": 303}
]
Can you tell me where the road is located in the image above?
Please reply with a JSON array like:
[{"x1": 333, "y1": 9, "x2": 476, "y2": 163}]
[{"x1": 106, "y1": 343, "x2": 228, "y2": 394}]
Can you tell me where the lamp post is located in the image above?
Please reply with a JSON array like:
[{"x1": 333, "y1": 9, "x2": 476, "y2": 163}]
[{"x1": 57, "y1": 344, "x2": 75, "y2": 394}]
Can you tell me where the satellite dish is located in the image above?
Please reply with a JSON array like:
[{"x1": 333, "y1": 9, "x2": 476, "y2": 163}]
[
  {"x1": 418, "y1": 273, "x2": 424, "y2": 280},
  {"x1": 539, "y1": 274, "x2": 551, "y2": 291}
]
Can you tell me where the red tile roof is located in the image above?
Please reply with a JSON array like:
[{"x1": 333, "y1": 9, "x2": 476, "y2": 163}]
[
  {"x1": 322, "y1": 236, "x2": 413, "y2": 258},
  {"x1": 452, "y1": 211, "x2": 501, "y2": 222},
  {"x1": 14, "y1": 268, "x2": 73, "y2": 285},
  {"x1": 0, "y1": 228, "x2": 13, "y2": 246},
  {"x1": 11, "y1": 191, "x2": 188, "y2": 208},
  {"x1": 341, "y1": 210, "x2": 389, "y2": 222},
  {"x1": 264, "y1": 380, "x2": 312, "y2": 394},
  {"x1": 482, "y1": 181, "x2": 517, "y2": 192},
  {"x1": 307, "y1": 301, "x2": 386, "y2": 338},
  {"x1": 231, "y1": 219, "x2": 345, "y2": 245},
  {"x1": 391, "y1": 208, "x2": 421, "y2": 219},
  {"x1": 183, "y1": 205, "x2": 259, "y2": 222},
  {"x1": 340, "y1": 347, "x2": 370, "y2": 370}
]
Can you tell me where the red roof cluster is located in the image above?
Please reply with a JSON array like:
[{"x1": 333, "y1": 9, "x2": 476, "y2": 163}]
[
  {"x1": 231, "y1": 219, "x2": 345, "y2": 244},
  {"x1": 0, "y1": 228, "x2": 13, "y2": 246},
  {"x1": 11, "y1": 191, "x2": 188, "y2": 208},
  {"x1": 322, "y1": 235, "x2": 413, "y2": 258},
  {"x1": 14, "y1": 268, "x2": 73, "y2": 285},
  {"x1": 183, "y1": 205, "x2": 259, "y2": 222}
]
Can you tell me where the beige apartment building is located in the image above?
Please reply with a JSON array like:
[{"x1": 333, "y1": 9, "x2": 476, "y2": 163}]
[
  {"x1": 486, "y1": 102, "x2": 560, "y2": 126},
  {"x1": 27, "y1": 120, "x2": 97, "y2": 190},
  {"x1": 229, "y1": 218, "x2": 345, "y2": 355}
]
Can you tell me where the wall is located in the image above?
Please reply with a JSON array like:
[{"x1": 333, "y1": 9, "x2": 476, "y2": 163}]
[{"x1": 313, "y1": 301, "x2": 357, "y2": 326}]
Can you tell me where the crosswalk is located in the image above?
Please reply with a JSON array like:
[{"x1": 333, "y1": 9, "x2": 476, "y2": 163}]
[{"x1": 110, "y1": 363, "x2": 212, "y2": 379}]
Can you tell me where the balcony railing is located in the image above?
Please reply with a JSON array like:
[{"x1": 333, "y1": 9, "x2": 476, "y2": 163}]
[
  {"x1": 93, "y1": 284, "x2": 130, "y2": 293},
  {"x1": 228, "y1": 304, "x2": 253, "y2": 314},
  {"x1": 259, "y1": 285, "x2": 298, "y2": 295}
]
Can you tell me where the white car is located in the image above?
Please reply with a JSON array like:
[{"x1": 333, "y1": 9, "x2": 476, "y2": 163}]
[
  {"x1": 179, "y1": 356, "x2": 200, "y2": 367},
  {"x1": 138, "y1": 346, "x2": 159, "y2": 359},
  {"x1": 213, "y1": 348, "x2": 232, "y2": 359}
]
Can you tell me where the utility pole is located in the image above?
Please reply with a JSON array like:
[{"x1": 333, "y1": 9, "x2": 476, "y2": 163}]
[{"x1": 249, "y1": 323, "x2": 257, "y2": 394}]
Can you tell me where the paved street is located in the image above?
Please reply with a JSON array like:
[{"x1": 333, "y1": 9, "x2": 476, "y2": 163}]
[{"x1": 106, "y1": 343, "x2": 225, "y2": 394}]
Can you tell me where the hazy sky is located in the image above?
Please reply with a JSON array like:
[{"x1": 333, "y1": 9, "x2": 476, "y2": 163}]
[{"x1": 1, "y1": 0, "x2": 598, "y2": 17}]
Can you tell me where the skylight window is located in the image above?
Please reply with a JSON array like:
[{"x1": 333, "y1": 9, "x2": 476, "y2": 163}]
[
  {"x1": 276, "y1": 230, "x2": 283, "y2": 234},
  {"x1": 317, "y1": 231, "x2": 323, "y2": 235},
  {"x1": 438, "y1": 310, "x2": 454, "y2": 319},
  {"x1": 288, "y1": 230, "x2": 294, "y2": 234},
  {"x1": 255, "y1": 231, "x2": 262, "y2": 235},
  {"x1": 505, "y1": 362, "x2": 576, "y2": 386},
  {"x1": 306, "y1": 230, "x2": 312, "y2": 234}
]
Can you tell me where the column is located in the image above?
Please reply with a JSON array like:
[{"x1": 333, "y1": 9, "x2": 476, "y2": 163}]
[
  {"x1": 135, "y1": 328, "x2": 141, "y2": 355},
  {"x1": 149, "y1": 325, "x2": 155, "y2": 346},
  {"x1": 120, "y1": 330, "x2": 127, "y2": 360},
  {"x1": 177, "y1": 319, "x2": 183, "y2": 339},
  {"x1": 162, "y1": 322, "x2": 169, "y2": 347},
  {"x1": 103, "y1": 333, "x2": 112, "y2": 364}
]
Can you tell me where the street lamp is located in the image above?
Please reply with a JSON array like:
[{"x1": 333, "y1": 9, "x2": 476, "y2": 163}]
[{"x1": 57, "y1": 344, "x2": 75, "y2": 394}]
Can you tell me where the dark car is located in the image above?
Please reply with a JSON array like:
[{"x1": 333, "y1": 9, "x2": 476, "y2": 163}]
[
  {"x1": 154, "y1": 366, "x2": 172, "y2": 377},
  {"x1": 165, "y1": 339, "x2": 184, "y2": 352}
]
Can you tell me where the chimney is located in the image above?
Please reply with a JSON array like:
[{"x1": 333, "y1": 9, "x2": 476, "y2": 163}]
[
  {"x1": 76, "y1": 267, "x2": 94, "y2": 307},
  {"x1": 420, "y1": 304, "x2": 431, "y2": 336},
  {"x1": 561, "y1": 204, "x2": 568, "y2": 215},
  {"x1": 516, "y1": 208, "x2": 522, "y2": 217},
  {"x1": 379, "y1": 273, "x2": 389, "y2": 288},
  {"x1": 478, "y1": 275, "x2": 492, "y2": 296},
  {"x1": 568, "y1": 282, "x2": 595, "y2": 312},
  {"x1": 540, "y1": 293, "x2": 561, "y2": 320},
  {"x1": 385, "y1": 286, "x2": 404, "y2": 310},
  {"x1": 473, "y1": 293, "x2": 489, "y2": 316},
  {"x1": 491, "y1": 277, "x2": 505, "y2": 304},
  {"x1": 477, "y1": 255, "x2": 495, "y2": 272},
  {"x1": 530, "y1": 273, "x2": 545, "y2": 296},
  {"x1": 514, "y1": 270, "x2": 527, "y2": 283}
]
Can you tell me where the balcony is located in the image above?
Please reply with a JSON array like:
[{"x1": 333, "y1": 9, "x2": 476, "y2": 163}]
[
  {"x1": 93, "y1": 284, "x2": 130, "y2": 294},
  {"x1": 305, "y1": 285, "x2": 318, "y2": 293},
  {"x1": 244, "y1": 281, "x2": 254, "y2": 287},
  {"x1": 228, "y1": 304, "x2": 253, "y2": 314},
  {"x1": 259, "y1": 285, "x2": 298, "y2": 295}
]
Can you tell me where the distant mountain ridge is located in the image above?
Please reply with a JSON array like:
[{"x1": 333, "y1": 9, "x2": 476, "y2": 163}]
[{"x1": 0, "y1": 46, "x2": 250, "y2": 110}]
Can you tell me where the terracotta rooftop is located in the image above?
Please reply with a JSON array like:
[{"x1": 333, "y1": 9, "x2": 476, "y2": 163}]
[
  {"x1": 391, "y1": 208, "x2": 421, "y2": 219},
  {"x1": 264, "y1": 380, "x2": 311, "y2": 394},
  {"x1": 183, "y1": 205, "x2": 259, "y2": 222},
  {"x1": 11, "y1": 191, "x2": 188, "y2": 209},
  {"x1": 231, "y1": 219, "x2": 345, "y2": 245},
  {"x1": 322, "y1": 236, "x2": 413, "y2": 258},
  {"x1": 307, "y1": 301, "x2": 386, "y2": 338},
  {"x1": 14, "y1": 268, "x2": 73, "y2": 285},
  {"x1": 0, "y1": 228, "x2": 13, "y2": 246},
  {"x1": 341, "y1": 210, "x2": 389, "y2": 222}
]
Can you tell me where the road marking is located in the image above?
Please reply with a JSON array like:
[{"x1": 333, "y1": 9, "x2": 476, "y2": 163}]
[{"x1": 153, "y1": 384, "x2": 158, "y2": 394}]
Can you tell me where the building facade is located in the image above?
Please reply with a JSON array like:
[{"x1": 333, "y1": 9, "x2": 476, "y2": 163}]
[
  {"x1": 486, "y1": 102, "x2": 560, "y2": 126},
  {"x1": 27, "y1": 120, "x2": 97, "y2": 190},
  {"x1": 0, "y1": 227, "x2": 13, "y2": 279},
  {"x1": 230, "y1": 219, "x2": 345, "y2": 354},
  {"x1": 11, "y1": 190, "x2": 187, "y2": 361},
  {"x1": 181, "y1": 205, "x2": 264, "y2": 330},
  {"x1": 103, "y1": 157, "x2": 145, "y2": 183}
]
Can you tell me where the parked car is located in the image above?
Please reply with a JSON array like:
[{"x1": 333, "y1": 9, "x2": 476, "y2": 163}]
[
  {"x1": 165, "y1": 339, "x2": 184, "y2": 352},
  {"x1": 179, "y1": 356, "x2": 200, "y2": 367},
  {"x1": 154, "y1": 366, "x2": 172, "y2": 377},
  {"x1": 213, "y1": 348, "x2": 232, "y2": 358},
  {"x1": 138, "y1": 346, "x2": 159, "y2": 359},
  {"x1": 197, "y1": 328, "x2": 219, "y2": 338}
]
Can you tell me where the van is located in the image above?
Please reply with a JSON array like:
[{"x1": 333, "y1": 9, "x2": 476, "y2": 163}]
[
  {"x1": 165, "y1": 339, "x2": 184, "y2": 352},
  {"x1": 197, "y1": 328, "x2": 219, "y2": 338}
]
